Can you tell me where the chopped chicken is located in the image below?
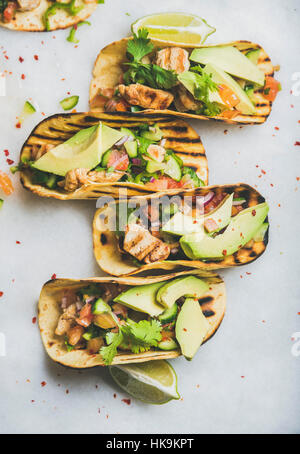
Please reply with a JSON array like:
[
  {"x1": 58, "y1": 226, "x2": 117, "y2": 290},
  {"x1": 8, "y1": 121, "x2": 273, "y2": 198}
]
[
  {"x1": 17, "y1": 0, "x2": 41, "y2": 11},
  {"x1": 87, "y1": 170, "x2": 125, "y2": 183},
  {"x1": 60, "y1": 168, "x2": 125, "y2": 192},
  {"x1": 123, "y1": 223, "x2": 170, "y2": 263},
  {"x1": 31, "y1": 143, "x2": 54, "y2": 161},
  {"x1": 68, "y1": 325, "x2": 84, "y2": 346},
  {"x1": 55, "y1": 303, "x2": 77, "y2": 336},
  {"x1": 146, "y1": 144, "x2": 166, "y2": 163},
  {"x1": 118, "y1": 84, "x2": 174, "y2": 110},
  {"x1": 155, "y1": 47, "x2": 190, "y2": 74},
  {"x1": 174, "y1": 86, "x2": 200, "y2": 112}
]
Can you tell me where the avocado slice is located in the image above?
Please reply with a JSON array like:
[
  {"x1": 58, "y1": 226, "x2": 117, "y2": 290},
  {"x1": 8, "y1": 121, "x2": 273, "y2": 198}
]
[
  {"x1": 246, "y1": 49, "x2": 261, "y2": 65},
  {"x1": 141, "y1": 124, "x2": 164, "y2": 141},
  {"x1": 162, "y1": 193, "x2": 233, "y2": 236},
  {"x1": 203, "y1": 63, "x2": 256, "y2": 115},
  {"x1": 253, "y1": 222, "x2": 269, "y2": 242},
  {"x1": 180, "y1": 202, "x2": 269, "y2": 260},
  {"x1": 32, "y1": 123, "x2": 126, "y2": 177},
  {"x1": 175, "y1": 298, "x2": 210, "y2": 360},
  {"x1": 178, "y1": 71, "x2": 226, "y2": 107},
  {"x1": 114, "y1": 282, "x2": 165, "y2": 317},
  {"x1": 156, "y1": 276, "x2": 209, "y2": 309},
  {"x1": 190, "y1": 46, "x2": 265, "y2": 86}
]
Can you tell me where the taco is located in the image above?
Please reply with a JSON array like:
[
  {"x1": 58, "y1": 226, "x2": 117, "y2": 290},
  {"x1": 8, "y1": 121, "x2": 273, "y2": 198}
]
[
  {"x1": 93, "y1": 183, "x2": 269, "y2": 276},
  {"x1": 18, "y1": 112, "x2": 208, "y2": 199},
  {"x1": 0, "y1": 0, "x2": 97, "y2": 32},
  {"x1": 90, "y1": 30, "x2": 280, "y2": 125},
  {"x1": 38, "y1": 270, "x2": 226, "y2": 367}
]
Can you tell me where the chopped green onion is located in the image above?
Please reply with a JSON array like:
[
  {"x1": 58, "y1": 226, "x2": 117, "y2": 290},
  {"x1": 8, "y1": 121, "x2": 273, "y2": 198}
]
[
  {"x1": 60, "y1": 95, "x2": 79, "y2": 111},
  {"x1": 67, "y1": 20, "x2": 91, "y2": 44},
  {"x1": 0, "y1": 199, "x2": 3, "y2": 209},
  {"x1": 44, "y1": 0, "x2": 84, "y2": 32}
]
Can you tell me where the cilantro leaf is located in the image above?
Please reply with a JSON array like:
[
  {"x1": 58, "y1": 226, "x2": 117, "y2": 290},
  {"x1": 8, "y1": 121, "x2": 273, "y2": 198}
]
[
  {"x1": 124, "y1": 63, "x2": 177, "y2": 90},
  {"x1": 127, "y1": 28, "x2": 154, "y2": 63},
  {"x1": 100, "y1": 331, "x2": 123, "y2": 366},
  {"x1": 190, "y1": 66, "x2": 221, "y2": 116},
  {"x1": 122, "y1": 319, "x2": 162, "y2": 354}
]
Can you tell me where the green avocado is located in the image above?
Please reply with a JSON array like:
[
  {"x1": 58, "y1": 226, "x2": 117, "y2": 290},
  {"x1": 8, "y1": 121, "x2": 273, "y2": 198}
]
[
  {"x1": 113, "y1": 282, "x2": 165, "y2": 317},
  {"x1": 178, "y1": 71, "x2": 226, "y2": 107},
  {"x1": 253, "y1": 222, "x2": 269, "y2": 242},
  {"x1": 190, "y1": 46, "x2": 265, "y2": 86},
  {"x1": 175, "y1": 298, "x2": 210, "y2": 360},
  {"x1": 141, "y1": 124, "x2": 164, "y2": 141},
  {"x1": 156, "y1": 276, "x2": 209, "y2": 309},
  {"x1": 32, "y1": 123, "x2": 126, "y2": 177},
  {"x1": 162, "y1": 193, "x2": 233, "y2": 236},
  {"x1": 246, "y1": 49, "x2": 261, "y2": 65},
  {"x1": 180, "y1": 202, "x2": 269, "y2": 260},
  {"x1": 203, "y1": 63, "x2": 256, "y2": 115}
]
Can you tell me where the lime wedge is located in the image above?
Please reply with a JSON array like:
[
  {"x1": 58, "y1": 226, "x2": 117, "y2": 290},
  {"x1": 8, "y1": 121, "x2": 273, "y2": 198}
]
[
  {"x1": 132, "y1": 12, "x2": 216, "y2": 45},
  {"x1": 109, "y1": 360, "x2": 180, "y2": 405}
]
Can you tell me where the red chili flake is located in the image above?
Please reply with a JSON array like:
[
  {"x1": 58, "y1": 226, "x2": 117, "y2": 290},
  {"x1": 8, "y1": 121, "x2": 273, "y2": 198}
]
[
  {"x1": 113, "y1": 393, "x2": 117, "y2": 398},
  {"x1": 241, "y1": 376, "x2": 245, "y2": 379},
  {"x1": 274, "y1": 127, "x2": 279, "y2": 131},
  {"x1": 183, "y1": 328, "x2": 187, "y2": 332},
  {"x1": 32, "y1": 317, "x2": 37, "y2": 324},
  {"x1": 297, "y1": 177, "x2": 300, "y2": 181},
  {"x1": 270, "y1": 183, "x2": 274, "y2": 187},
  {"x1": 34, "y1": 55, "x2": 39, "y2": 61},
  {"x1": 240, "y1": 275, "x2": 243, "y2": 279},
  {"x1": 261, "y1": 169, "x2": 266, "y2": 175},
  {"x1": 262, "y1": 320, "x2": 266, "y2": 323},
  {"x1": 4, "y1": 55, "x2": 8, "y2": 60},
  {"x1": 0, "y1": 292, "x2": 3, "y2": 297},
  {"x1": 298, "y1": 312, "x2": 300, "y2": 315},
  {"x1": 122, "y1": 399, "x2": 131, "y2": 405},
  {"x1": 15, "y1": 122, "x2": 21, "y2": 129},
  {"x1": 295, "y1": 142, "x2": 300, "y2": 146},
  {"x1": 19, "y1": 57, "x2": 24, "y2": 63},
  {"x1": 51, "y1": 274, "x2": 57, "y2": 280},
  {"x1": 31, "y1": 400, "x2": 35, "y2": 403},
  {"x1": 252, "y1": 210, "x2": 256, "y2": 216},
  {"x1": 291, "y1": 105, "x2": 294, "y2": 108},
  {"x1": 7, "y1": 158, "x2": 14, "y2": 165},
  {"x1": 193, "y1": 220, "x2": 197, "y2": 224},
  {"x1": 21, "y1": 74, "x2": 25, "y2": 80},
  {"x1": 224, "y1": 130, "x2": 228, "y2": 135},
  {"x1": 222, "y1": 249, "x2": 227, "y2": 256},
  {"x1": 4, "y1": 149, "x2": 9, "y2": 156},
  {"x1": 16, "y1": 240, "x2": 20, "y2": 244},
  {"x1": 66, "y1": 389, "x2": 69, "y2": 394},
  {"x1": 246, "y1": 272, "x2": 251, "y2": 275},
  {"x1": 41, "y1": 381, "x2": 47, "y2": 387},
  {"x1": 98, "y1": 408, "x2": 101, "y2": 414}
]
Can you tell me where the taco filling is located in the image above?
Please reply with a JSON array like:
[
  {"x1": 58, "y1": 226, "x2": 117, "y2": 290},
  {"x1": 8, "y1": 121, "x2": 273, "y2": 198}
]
[
  {"x1": 17, "y1": 121, "x2": 204, "y2": 191},
  {"x1": 91, "y1": 29, "x2": 280, "y2": 118},
  {"x1": 53, "y1": 275, "x2": 219, "y2": 364},
  {"x1": 1, "y1": 0, "x2": 41, "y2": 23},
  {"x1": 114, "y1": 189, "x2": 269, "y2": 264}
]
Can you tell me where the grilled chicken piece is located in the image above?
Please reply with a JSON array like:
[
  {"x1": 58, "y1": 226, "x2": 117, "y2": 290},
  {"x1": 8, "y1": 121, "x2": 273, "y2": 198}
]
[
  {"x1": 87, "y1": 170, "x2": 125, "y2": 183},
  {"x1": 68, "y1": 325, "x2": 85, "y2": 346},
  {"x1": 17, "y1": 0, "x2": 41, "y2": 11},
  {"x1": 61, "y1": 168, "x2": 89, "y2": 192},
  {"x1": 155, "y1": 47, "x2": 190, "y2": 74},
  {"x1": 118, "y1": 84, "x2": 174, "y2": 110},
  {"x1": 55, "y1": 303, "x2": 77, "y2": 336},
  {"x1": 123, "y1": 223, "x2": 170, "y2": 263},
  {"x1": 174, "y1": 86, "x2": 201, "y2": 112},
  {"x1": 31, "y1": 143, "x2": 54, "y2": 161}
]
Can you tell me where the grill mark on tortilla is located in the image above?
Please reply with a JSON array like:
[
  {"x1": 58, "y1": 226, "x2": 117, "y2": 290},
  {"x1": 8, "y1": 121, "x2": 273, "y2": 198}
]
[
  {"x1": 162, "y1": 126, "x2": 188, "y2": 133},
  {"x1": 203, "y1": 310, "x2": 215, "y2": 318},
  {"x1": 249, "y1": 251, "x2": 257, "y2": 257},
  {"x1": 171, "y1": 149, "x2": 206, "y2": 157},
  {"x1": 255, "y1": 103, "x2": 268, "y2": 107},
  {"x1": 100, "y1": 233, "x2": 107, "y2": 245},
  {"x1": 166, "y1": 137, "x2": 202, "y2": 144},
  {"x1": 32, "y1": 134, "x2": 63, "y2": 141},
  {"x1": 198, "y1": 296, "x2": 213, "y2": 305}
]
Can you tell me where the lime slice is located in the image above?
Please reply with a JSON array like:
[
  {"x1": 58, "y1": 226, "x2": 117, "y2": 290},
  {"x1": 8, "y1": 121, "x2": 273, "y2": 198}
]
[
  {"x1": 109, "y1": 360, "x2": 180, "y2": 405},
  {"x1": 132, "y1": 12, "x2": 216, "y2": 45}
]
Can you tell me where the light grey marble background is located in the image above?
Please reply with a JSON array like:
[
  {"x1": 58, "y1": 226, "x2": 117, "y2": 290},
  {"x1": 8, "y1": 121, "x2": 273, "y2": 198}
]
[{"x1": 0, "y1": 0, "x2": 299, "y2": 435}]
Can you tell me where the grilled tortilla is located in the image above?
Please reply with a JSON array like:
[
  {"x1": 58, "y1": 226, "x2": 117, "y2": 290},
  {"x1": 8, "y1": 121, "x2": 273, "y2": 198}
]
[
  {"x1": 93, "y1": 183, "x2": 269, "y2": 276},
  {"x1": 0, "y1": 0, "x2": 97, "y2": 32},
  {"x1": 38, "y1": 270, "x2": 226, "y2": 368},
  {"x1": 90, "y1": 39, "x2": 275, "y2": 125},
  {"x1": 19, "y1": 112, "x2": 208, "y2": 199}
]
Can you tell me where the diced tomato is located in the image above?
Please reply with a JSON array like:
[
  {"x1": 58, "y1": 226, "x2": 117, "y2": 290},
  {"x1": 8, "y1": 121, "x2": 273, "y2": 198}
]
[
  {"x1": 107, "y1": 150, "x2": 129, "y2": 171},
  {"x1": 220, "y1": 110, "x2": 239, "y2": 119},
  {"x1": 263, "y1": 76, "x2": 280, "y2": 102},
  {"x1": 77, "y1": 303, "x2": 93, "y2": 328},
  {"x1": 0, "y1": 170, "x2": 14, "y2": 195},
  {"x1": 218, "y1": 84, "x2": 239, "y2": 108},
  {"x1": 146, "y1": 176, "x2": 182, "y2": 191},
  {"x1": 3, "y1": 2, "x2": 16, "y2": 23}
]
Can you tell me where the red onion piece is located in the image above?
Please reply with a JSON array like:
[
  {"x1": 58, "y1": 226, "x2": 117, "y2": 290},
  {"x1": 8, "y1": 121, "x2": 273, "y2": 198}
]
[
  {"x1": 115, "y1": 136, "x2": 129, "y2": 147},
  {"x1": 149, "y1": 177, "x2": 155, "y2": 183},
  {"x1": 132, "y1": 158, "x2": 142, "y2": 166},
  {"x1": 196, "y1": 191, "x2": 215, "y2": 208}
]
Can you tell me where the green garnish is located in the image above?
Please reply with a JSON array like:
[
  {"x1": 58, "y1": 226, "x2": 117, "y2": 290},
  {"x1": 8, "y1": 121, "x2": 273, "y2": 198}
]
[
  {"x1": 190, "y1": 66, "x2": 221, "y2": 116},
  {"x1": 0, "y1": 0, "x2": 7, "y2": 13},
  {"x1": 60, "y1": 95, "x2": 79, "y2": 111},
  {"x1": 182, "y1": 167, "x2": 205, "y2": 187},
  {"x1": 124, "y1": 29, "x2": 178, "y2": 90},
  {"x1": 64, "y1": 337, "x2": 74, "y2": 352},
  {"x1": 0, "y1": 199, "x2": 3, "y2": 209},
  {"x1": 264, "y1": 87, "x2": 270, "y2": 95},
  {"x1": 67, "y1": 21, "x2": 91, "y2": 44},
  {"x1": 44, "y1": 0, "x2": 84, "y2": 32},
  {"x1": 100, "y1": 319, "x2": 162, "y2": 365}
]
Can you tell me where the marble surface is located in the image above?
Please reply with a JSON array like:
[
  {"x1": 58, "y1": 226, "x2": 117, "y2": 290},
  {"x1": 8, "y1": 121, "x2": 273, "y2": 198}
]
[{"x1": 0, "y1": 0, "x2": 299, "y2": 434}]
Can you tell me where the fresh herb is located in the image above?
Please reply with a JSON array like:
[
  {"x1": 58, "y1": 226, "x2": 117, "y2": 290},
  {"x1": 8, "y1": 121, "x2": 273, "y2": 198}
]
[
  {"x1": 78, "y1": 284, "x2": 102, "y2": 298},
  {"x1": 44, "y1": 0, "x2": 84, "y2": 32},
  {"x1": 124, "y1": 29, "x2": 178, "y2": 90},
  {"x1": 0, "y1": 199, "x2": 3, "y2": 209},
  {"x1": 0, "y1": 0, "x2": 7, "y2": 14},
  {"x1": 65, "y1": 337, "x2": 74, "y2": 352},
  {"x1": 82, "y1": 324, "x2": 104, "y2": 341},
  {"x1": 191, "y1": 66, "x2": 221, "y2": 116},
  {"x1": 67, "y1": 21, "x2": 91, "y2": 44},
  {"x1": 100, "y1": 319, "x2": 162, "y2": 365},
  {"x1": 264, "y1": 87, "x2": 270, "y2": 95}
]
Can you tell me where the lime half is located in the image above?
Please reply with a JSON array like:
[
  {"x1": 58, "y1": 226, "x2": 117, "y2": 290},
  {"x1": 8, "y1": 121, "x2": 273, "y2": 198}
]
[
  {"x1": 132, "y1": 12, "x2": 216, "y2": 45},
  {"x1": 109, "y1": 360, "x2": 180, "y2": 405}
]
